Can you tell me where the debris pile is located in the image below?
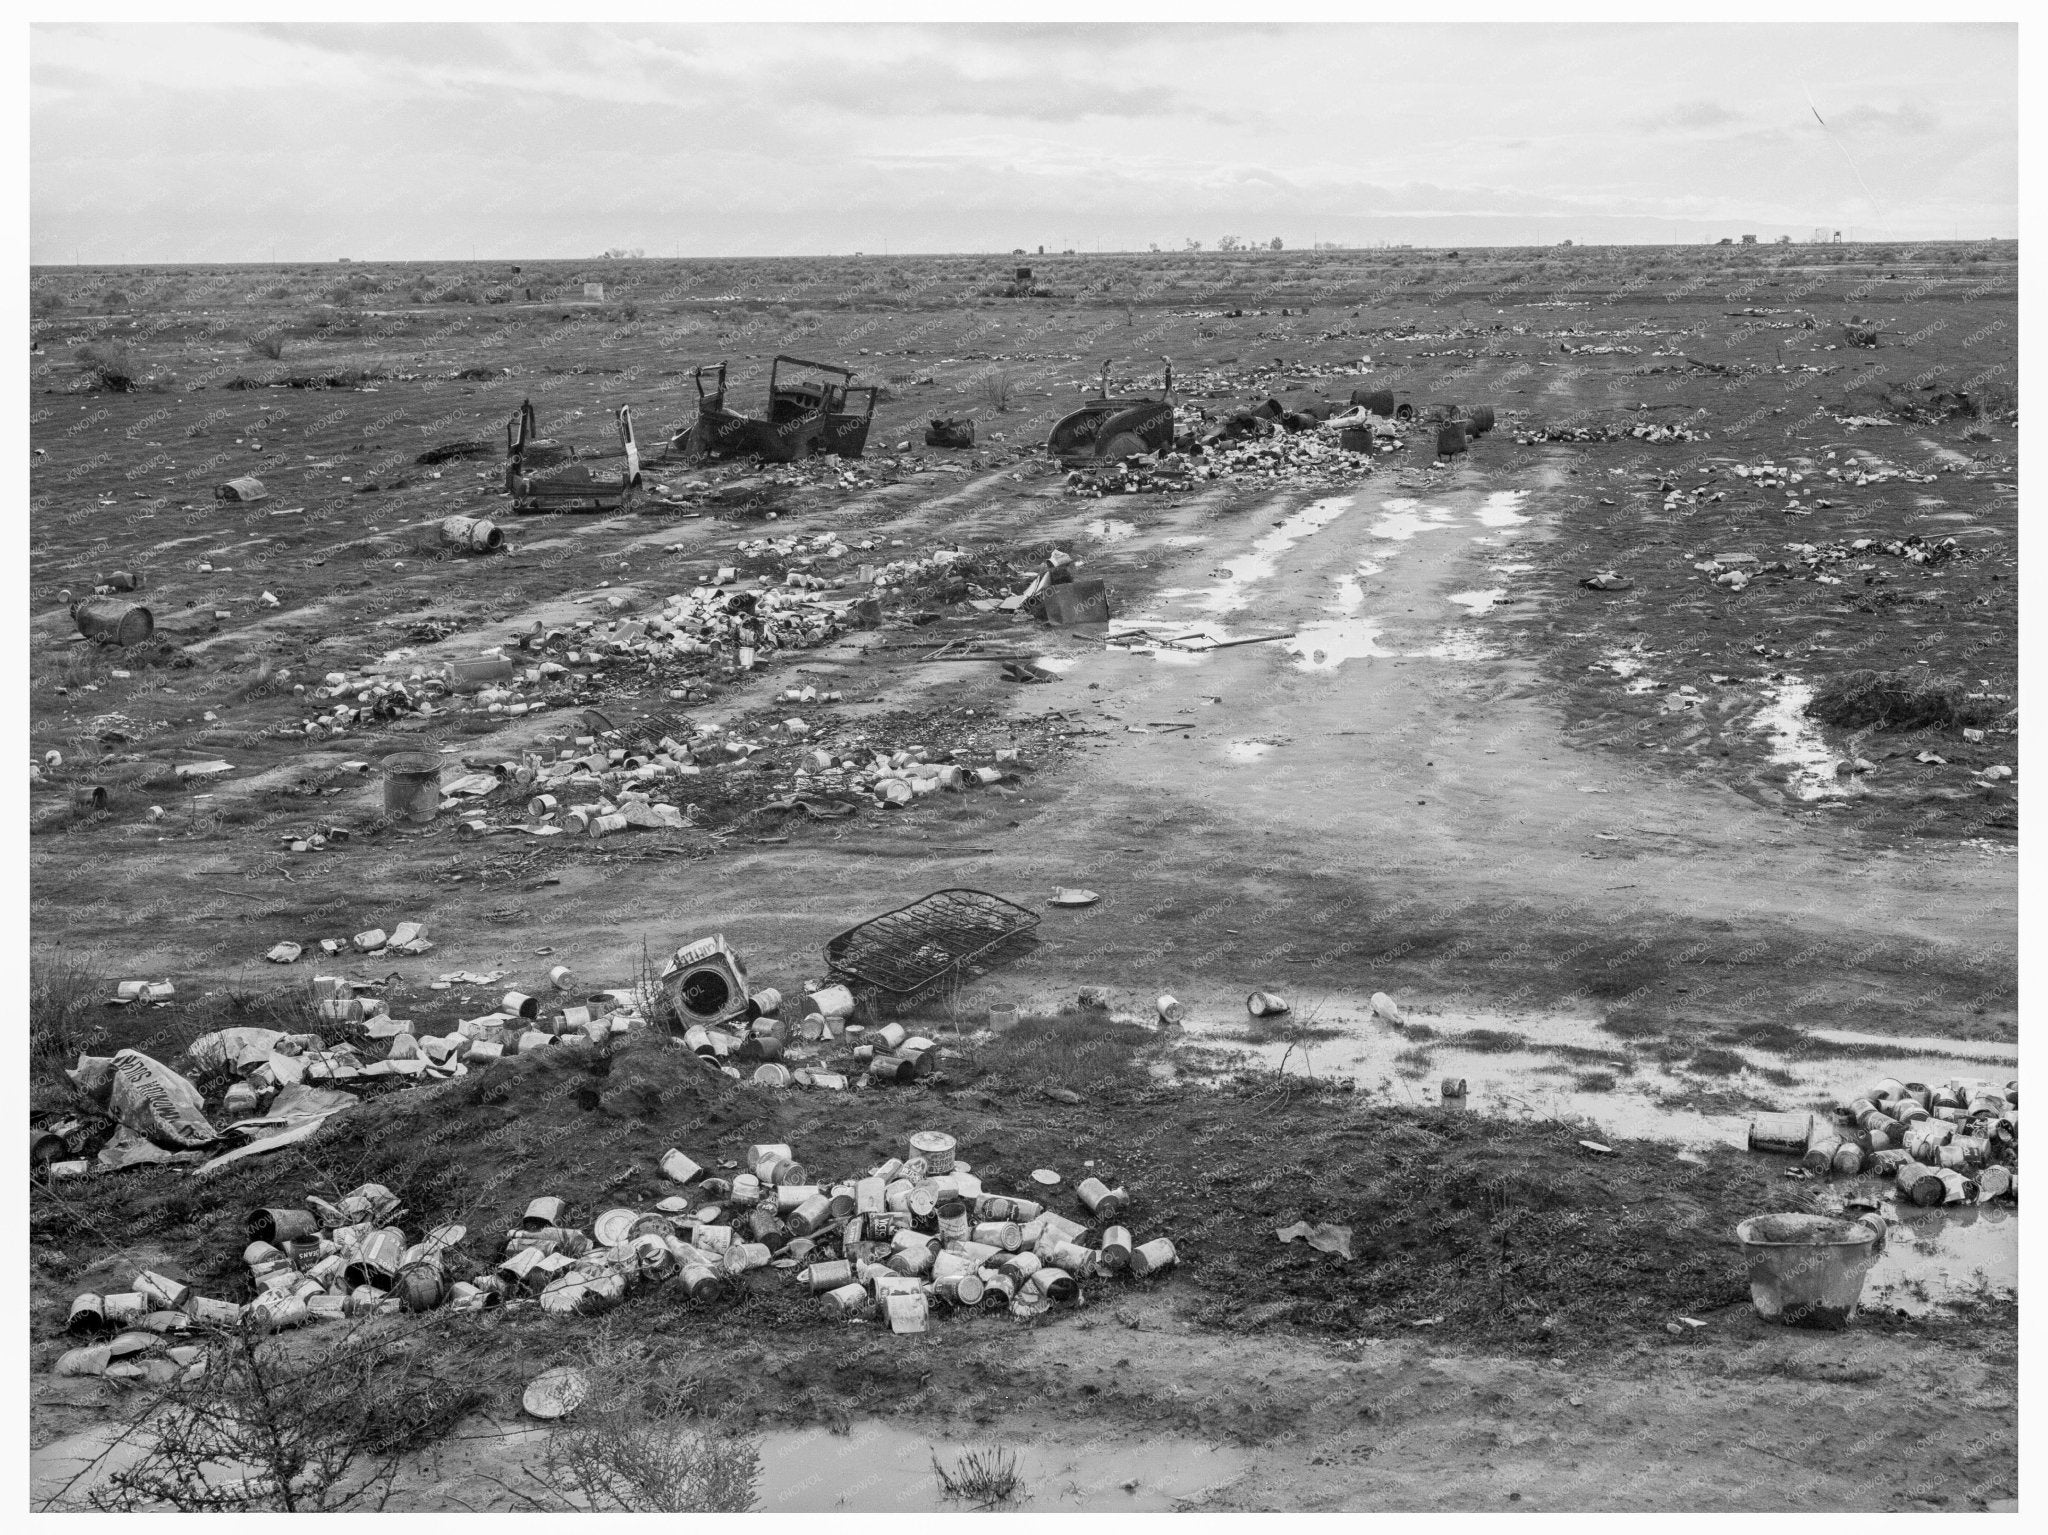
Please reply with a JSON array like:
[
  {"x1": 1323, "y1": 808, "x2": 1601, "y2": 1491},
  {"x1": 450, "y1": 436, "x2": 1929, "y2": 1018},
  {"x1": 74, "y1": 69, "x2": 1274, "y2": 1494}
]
[
  {"x1": 1745, "y1": 1075, "x2": 2018, "y2": 1205},
  {"x1": 1692, "y1": 534, "x2": 1976, "y2": 592},
  {"x1": 49, "y1": 1135, "x2": 1177, "y2": 1359},
  {"x1": 1516, "y1": 421, "x2": 1707, "y2": 444}
]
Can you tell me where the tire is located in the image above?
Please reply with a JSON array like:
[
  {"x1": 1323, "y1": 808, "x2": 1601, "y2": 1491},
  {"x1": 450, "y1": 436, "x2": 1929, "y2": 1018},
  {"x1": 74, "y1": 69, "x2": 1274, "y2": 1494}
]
[{"x1": 1394, "y1": 401, "x2": 1415, "y2": 421}]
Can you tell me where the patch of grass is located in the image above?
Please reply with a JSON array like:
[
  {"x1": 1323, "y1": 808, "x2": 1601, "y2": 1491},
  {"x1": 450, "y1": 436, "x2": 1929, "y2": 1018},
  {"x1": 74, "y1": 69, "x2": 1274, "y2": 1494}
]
[
  {"x1": 933, "y1": 1445, "x2": 1023, "y2": 1507},
  {"x1": 1447, "y1": 1028, "x2": 1528, "y2": 1054},
  {"x1": 1807, "y1": 669, "x2": 2001, "y2": 733},
  {"x1": 1573, "y1": 1072, "x2": 1618, "y2": 1092},
  {"x1": 30, "y1": 949, "x2": 107, "y2": 1101},
  {"x1": 247, "y1": 330, "x2": 287, "y2": 361},
  {"x1": 972, "y1": 1008, "x2": 1154, "y2": 1095},
  {"x1": 1686, "y1": 1046, "x2": 1751, "y2": 1077}
]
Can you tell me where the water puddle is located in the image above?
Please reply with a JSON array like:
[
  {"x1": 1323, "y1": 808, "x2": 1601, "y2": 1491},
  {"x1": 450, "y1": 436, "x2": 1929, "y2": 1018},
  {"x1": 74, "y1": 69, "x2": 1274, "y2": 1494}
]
[
  {"x1": 1224, "y1": 740, "x2": 1276, "y2": 762},
  {"x1": 1032, "y1": 656, "x2": 1081, "y2": 674},
  {"x1": 1414, "y1": 629, "x2": 1502, "y2": 662},
  {"x1": 1286, "y1": 619, "x2": 1390, "y2": 672},
  {"x1": 1864, "y1": 1203, "x2": 2017, "y2": 1314},
  {"x1": 1085, "y1": 518, "x2": 1138, "y2": 542},
  {"x1": 1448, "y1": 587, "x2": 1506, "y2": 615},
  {"x1": 755, "y1": 1421, "x2": 1250, "y2": 1512},
  {"x1": 1161, "y1": 534, "x2": 1208, "y2": 546},
  {"x1": 1368, "y1": 498, "x2": 1460, "y2": 541},
  {"x1": 1475, "y1": 489, "x2": 1532, "y2": 526},
  {"x1": 1193, "y1": 495, "x2": 1356, "y2": 613},
  {"x1": 1331, "y1": 573, "x2": 1366, "y2": 612},
  {"x1": 1752, "y1": 677, "x2": 1844, "y2": 799}
]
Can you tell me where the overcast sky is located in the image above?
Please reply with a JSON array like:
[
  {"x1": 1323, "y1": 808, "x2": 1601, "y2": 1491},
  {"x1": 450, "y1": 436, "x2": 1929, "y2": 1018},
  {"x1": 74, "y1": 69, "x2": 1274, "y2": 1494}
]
[{"x1": 30, "y1": 22, "x2": 2016, "y2": 264}]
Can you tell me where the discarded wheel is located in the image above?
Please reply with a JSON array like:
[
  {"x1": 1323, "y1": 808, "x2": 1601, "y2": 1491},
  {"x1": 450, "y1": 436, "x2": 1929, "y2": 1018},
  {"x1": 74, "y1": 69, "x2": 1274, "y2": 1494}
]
[
  {"x1": 1468, "y1": 405, "x2": 1496, "y2": 436},
  {"x1": 73, "y1": 598, "x2": 153, "y2": 647}
]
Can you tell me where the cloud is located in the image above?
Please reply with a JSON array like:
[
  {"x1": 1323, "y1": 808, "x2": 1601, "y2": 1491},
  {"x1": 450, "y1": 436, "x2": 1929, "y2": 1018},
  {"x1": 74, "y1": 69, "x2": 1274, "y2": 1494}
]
[
  {"x1": 1824, "y1": 101, "x2": 1940, "y2": 134},
  {"x1": 1632, "y1": 99, "x2": 1744, "y2": 132}
]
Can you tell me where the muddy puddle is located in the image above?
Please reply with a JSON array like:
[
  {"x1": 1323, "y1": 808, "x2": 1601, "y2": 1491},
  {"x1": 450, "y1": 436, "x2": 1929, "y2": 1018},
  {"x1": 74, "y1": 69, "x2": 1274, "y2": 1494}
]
[
  {"x1": 33, "y1": 1413, "x2": 1252, "y2": 1514},
  {"x1": 749, "y1": 1421, "x2": 1249, "y2": 1512},
  {"x1": 1009, "y1": 989, "x2": 2019, "y2": 1316}
]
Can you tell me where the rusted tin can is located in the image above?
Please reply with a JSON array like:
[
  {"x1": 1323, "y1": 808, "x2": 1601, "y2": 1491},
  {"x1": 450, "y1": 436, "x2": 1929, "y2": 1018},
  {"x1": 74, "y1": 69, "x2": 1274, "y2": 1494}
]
[
  {"x1": 751, "y1": 1063, "x2": 793, "y2": 1086},
  {"x1": 972, "y1": 1220, "x2": 1024, "y2": 1252},
  {"x1": 874, "y1": 1022, "x2": 908, "y2": 1051},
  {"x1": 1076, "y1": 1178, "x2": 1128, "y2": 1219},
  {"x1": 825, "y1": 1186, "x2": 857, "y2": 1221},
  {"x1": 1892, "y1": 1160, "x2": 1945, "y2": 1206},
  {"x1": 1098, "y1": 1227, "x2": 1134, "y2": 1270},
  {"x1": 1442, "y1": 1077, "x2": 1469, "y2": 1104},
  {"x1": 1130, "y1": 1238, "x2": 1177, "y2": 1277},
  {"x1": 1901, "y1": 1082, "x2": 1932, "y2": 1107},
  {"x1": 1747, "y1": 1111, "x2": 1814, "y2": 1155},
  {"x1": 868, "y1": 1054, "x2": 915, "y2": 1085},
  {"x1": 250, "y1": 1291, "x2": 311, "y2": 1330},
  {"x1": 884, "y1": 1291, "x2": 929, "y2": 1334},
  {"x1": 134, "y1": 1271, "x2": 192, "y2": 1310},
  {"x1": 679, "y1": 1264, "x2": 725, "y2": 1301},
  {"x1": 730, "y1": 1173, "x2": 763, "y2": 1205},
  {"x1": 823, "y1": 1281, "x2": 869, "y2": 1316},
  {"x1": 1871, "y1": 1077, "x2": 1909, "y2": 1102},
  {"x1": 343, "y1": 1227, "x2": 406, "y2": 1290},
  {"x1": 503, "y1": 991, "x2": 540, "y2": 1020},
  {"x1": 1156, "y1": 994, "x2": 1185, "y2": 1024},
  {"x1": 523, "y1": 1196, "x2": 566, "y2": 1231},
  {"x1": 392, "y1": 1262, "x2": 446, "y2": 1312},
  {"x1": 1246, "y1": 991, "x2": 1290, "y2": 1018},
  {"x1": 67, "y1": 1293, "x2": 106, "y2": 1333},
  {"x1": 803, "y1": 1259, "x2": 855, "y2": 1294},
  {"x1": 996, "y1": 1252, "x2": 1043, "y2": 1286},
  {"x1": 980, "y1": 1272, "x2": 1017, "y2": 1308},
  {"x1": 787, "y1": 1194, "x2": 832, "y2": 1237},
  {"x1": 1975, "y1": 1165, "x2": 2013, "y2": 1200},
  {"x1": 934, "y1": 1272, "x2": 986, "y2": 1308},
  {"x1": 936, "y1": 1197, "x2": 971, "y2": 1243},
  {"x1": 745, "y1": 1208, "x2": 790, "y2": 1252},
  {"x1": 1025, "y1": 1268, "x2": 1078, "y2": 1305},
  {"x1": 748, "y1": 988, "x2": 783, "y2": 1020},
  {"x1": 888, "y1": 1244, "x2": 935, "y2": 1277},
  {"x1": 909, "y1": 1131, "x2": 957, "y2": 1173},
  {"x1": 247, "y1": 1207, "x2": 318, "y2": 1245},
  {"x1": 979, "y1": 1194, "x2": 1041, "y2": 1223},
  {"x1": 101, "y1": 1293, "x2": 145, "y2": 1328},
  {"x1": 810, "y1": 983, "x2": 856, "y2": 1019},
  {"x1": 722, "y1": 1241, "x2": 772, "y2": 1275},
  {"x1": 188, "y1": 1296, "x2": 243, "y2": 1327},
  {"x1": 1045, "y1": 1240, "x2": 1098, "y2": 1277}
]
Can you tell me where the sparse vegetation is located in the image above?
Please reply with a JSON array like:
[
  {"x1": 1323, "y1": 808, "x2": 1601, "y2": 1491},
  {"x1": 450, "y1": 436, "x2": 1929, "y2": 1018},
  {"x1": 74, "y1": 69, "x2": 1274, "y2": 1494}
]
[{"x1": 933, "y1": 1445, "x2": 1023, "y2": 1507}]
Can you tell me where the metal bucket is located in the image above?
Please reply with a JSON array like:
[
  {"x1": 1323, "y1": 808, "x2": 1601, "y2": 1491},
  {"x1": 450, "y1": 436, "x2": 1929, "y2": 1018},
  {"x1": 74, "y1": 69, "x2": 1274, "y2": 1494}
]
[
  {"x1": 1734, "y1": 1213, "x2": 1884, "y2": 1329},
  {"x1": 73, "y1": 597, "x2": 154, "y2": 647},
  {"x1": 380, "y1": 752, "x2": 442, "y2": 824}
]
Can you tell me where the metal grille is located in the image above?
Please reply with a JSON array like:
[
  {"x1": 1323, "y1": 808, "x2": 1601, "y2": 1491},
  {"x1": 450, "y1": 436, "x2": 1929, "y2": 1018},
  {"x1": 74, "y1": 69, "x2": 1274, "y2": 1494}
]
[{"x1": 824, "y1": 889, "x2": 1040, "y2": 1007}]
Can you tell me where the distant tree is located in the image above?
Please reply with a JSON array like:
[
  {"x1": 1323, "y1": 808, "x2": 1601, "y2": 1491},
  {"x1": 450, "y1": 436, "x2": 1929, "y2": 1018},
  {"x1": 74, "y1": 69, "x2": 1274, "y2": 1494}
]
[
  {"x1": 1217, "y1": 235, "x2": 1242, "y2": 252},
  {"x1": 1269, "y1": 237, "x2": 1283, "y2": 251},
  {"x1": 1184, "y1": 238, "x2": 1202, "y2": 251}
]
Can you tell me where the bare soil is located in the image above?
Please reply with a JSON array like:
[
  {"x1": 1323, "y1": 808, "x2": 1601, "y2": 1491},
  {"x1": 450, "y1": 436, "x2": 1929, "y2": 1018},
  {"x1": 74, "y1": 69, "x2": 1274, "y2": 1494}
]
[{"x1": 28, "y1": 243, "x2": 2018, "y2": 1510}]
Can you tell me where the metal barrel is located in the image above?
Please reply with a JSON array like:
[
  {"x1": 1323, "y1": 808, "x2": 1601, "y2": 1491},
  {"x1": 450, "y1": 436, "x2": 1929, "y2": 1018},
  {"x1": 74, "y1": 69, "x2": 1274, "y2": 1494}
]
[
  {"x1": 73, "y1": 597, "x2": 154, "y2": 647},
  {"x1": 380, "y1": 752, "x2": 442, "y2": 824}
]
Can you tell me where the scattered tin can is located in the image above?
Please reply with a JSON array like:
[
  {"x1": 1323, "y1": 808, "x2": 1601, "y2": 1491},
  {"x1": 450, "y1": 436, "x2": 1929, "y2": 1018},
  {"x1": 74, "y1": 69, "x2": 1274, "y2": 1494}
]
[
  {"x1": 809, "y1": 983, "x2": 856, "y2": 1019},
  {"x1": 934, "y1": 1272, "x2": 986, "y2": 1308},
  {"x1": 909, "y1": 1130, "x2": 958, "y2": 1174},
  {"x1": 824, "y1": 1281, "x2": 869, "y2": 1316},
  {"x1": 67, "y1": 1293, "x2": 106, "y2": 1333},
  {"x1": 661, "y1": 1148, "x2": 703, "y2": 1186},
  {"x1": 1156, "y1": 994, "x2": 1185, "y2": 1024},
  {"x1": 102, "y1": 1293, "x2": 146, "y2": 1327},
  {"x1": 1246, "y1": 991, "x2": 1289, "y2": 1018},
  {"x1": 503, "y1": 991, "x2": 540, "y2": 1020},
  {"x1": 134, "y1": 1271, "x2": 192, "y2": 1311},
  {"x1": 1076, "y1": 1177, "x2": 1128, "y2": 1219},
  {"x1": 1130, "y1": 1238, "x2": 1178, "y2": 1277},
  {"x1": 1747, "y1": 1111, "x2": 1814, "y2": 1156},
  {"x1": 522, "y1": 1196, "x2": 566, "y2": 1231},
  {"x1": 884, "y1": 1291, "x2": 929, "y2": 1334}
]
